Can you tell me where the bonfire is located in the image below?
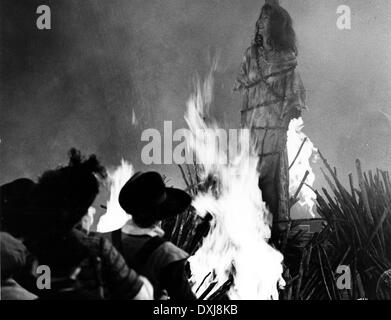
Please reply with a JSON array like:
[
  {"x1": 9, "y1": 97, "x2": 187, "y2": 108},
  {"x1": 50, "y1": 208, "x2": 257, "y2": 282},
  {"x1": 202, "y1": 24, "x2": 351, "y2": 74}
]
[
  {"x1": 96, "y1": 68, "x2": 391, "y2": 300},
  {"x1": 162, "y1": 67, "x2": 317, "y2": 300}
]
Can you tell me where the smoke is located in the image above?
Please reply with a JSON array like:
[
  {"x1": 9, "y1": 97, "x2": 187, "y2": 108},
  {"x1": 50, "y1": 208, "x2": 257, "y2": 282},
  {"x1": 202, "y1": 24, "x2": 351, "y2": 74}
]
[{"x1": 1, "y1": 0, "x2": 391, "y2": 190}]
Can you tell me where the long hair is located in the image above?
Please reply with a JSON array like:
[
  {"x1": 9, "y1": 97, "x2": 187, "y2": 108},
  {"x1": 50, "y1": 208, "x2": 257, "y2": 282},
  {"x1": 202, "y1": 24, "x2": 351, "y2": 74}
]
[{"x1": 254, "y1": 4, "x2": 297, "y2": 55}]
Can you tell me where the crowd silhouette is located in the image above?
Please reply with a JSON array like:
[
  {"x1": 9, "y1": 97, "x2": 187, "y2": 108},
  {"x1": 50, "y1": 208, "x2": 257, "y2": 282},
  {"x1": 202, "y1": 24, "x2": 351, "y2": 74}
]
[{"x1": 0, "y1": 148, "x2": 195, "y2": 300}]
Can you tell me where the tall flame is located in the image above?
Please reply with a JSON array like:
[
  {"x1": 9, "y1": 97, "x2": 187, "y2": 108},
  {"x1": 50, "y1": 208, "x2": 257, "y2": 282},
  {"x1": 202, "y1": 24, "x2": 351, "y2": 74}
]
[
  {"x1": 96, "y1": 64, "x2": 318, "y2": 300},
  {"x1": 96, "y1": 160, "x2": 133, "y2": 233},
  {"x1": 186, "y1": 70, "x2": 285, "y2": 300}
]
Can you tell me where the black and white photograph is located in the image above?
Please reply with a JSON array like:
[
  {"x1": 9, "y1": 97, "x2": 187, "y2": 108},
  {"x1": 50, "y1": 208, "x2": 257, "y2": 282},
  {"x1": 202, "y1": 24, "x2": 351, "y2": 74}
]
[{"x1": 1, "y1": 0, "x2": 391, "y2": 309}]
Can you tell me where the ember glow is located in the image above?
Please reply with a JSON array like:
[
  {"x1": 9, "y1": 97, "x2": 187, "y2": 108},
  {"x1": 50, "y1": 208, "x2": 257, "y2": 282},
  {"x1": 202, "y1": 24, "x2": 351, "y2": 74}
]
[
  {"x1": 96, "y1": 160, "x2": 133, "y2": 233},
  {"x1": 186, "y1": 70, "x2": 285, "y2": 300}
]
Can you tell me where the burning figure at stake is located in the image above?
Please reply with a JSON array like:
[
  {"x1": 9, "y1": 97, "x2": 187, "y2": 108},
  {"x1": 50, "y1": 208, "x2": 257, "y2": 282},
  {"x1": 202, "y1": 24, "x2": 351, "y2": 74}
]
[
  {"x1": 234, "y1": 0, "x2": 307, "y2": 245},
  {"x1": 98, "y1": 1, "x2": 315, "y2": 300}
]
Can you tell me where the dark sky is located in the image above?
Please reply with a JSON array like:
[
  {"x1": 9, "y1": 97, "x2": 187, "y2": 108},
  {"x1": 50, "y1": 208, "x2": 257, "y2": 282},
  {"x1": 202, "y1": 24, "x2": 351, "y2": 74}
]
[{"x1": 1, "y1": 0, "x2": 391, "y2": 191}]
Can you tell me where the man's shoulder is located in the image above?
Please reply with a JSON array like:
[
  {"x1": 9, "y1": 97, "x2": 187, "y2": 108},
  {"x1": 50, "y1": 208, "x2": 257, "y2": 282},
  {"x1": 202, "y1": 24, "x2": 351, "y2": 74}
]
[{"x1": 153, "y1": 241, "x2": 189, "y2": 265}]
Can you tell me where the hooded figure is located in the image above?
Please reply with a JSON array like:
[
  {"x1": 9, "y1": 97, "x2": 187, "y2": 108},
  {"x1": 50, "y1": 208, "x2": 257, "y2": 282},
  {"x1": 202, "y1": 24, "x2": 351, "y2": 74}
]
[{"x1": 118, "y1": 171, "x2": 196, "y2": 300}]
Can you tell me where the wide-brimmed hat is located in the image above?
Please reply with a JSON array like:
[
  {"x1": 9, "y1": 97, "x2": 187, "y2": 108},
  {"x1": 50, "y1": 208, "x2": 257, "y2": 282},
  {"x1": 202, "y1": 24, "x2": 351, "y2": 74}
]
[{"x1": 118, "y1": 171, "x2": 191, "y2": 222}]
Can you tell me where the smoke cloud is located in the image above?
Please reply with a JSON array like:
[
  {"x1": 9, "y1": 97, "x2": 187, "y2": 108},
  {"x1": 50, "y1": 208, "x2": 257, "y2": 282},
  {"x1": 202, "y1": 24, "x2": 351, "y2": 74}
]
[{"x1": 1, "y1": 0, "x2": 390, "y2": 191}]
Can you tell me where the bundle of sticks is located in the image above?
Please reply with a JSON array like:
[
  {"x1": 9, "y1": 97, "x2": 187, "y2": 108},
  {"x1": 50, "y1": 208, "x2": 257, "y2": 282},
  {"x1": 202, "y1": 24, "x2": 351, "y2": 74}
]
[
  {"x1": 283, "y1": 153, "x2": 391, "y2": 300},
  {"x1": 165, "y1": 151, "x2": 391, "y2": 299}
]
